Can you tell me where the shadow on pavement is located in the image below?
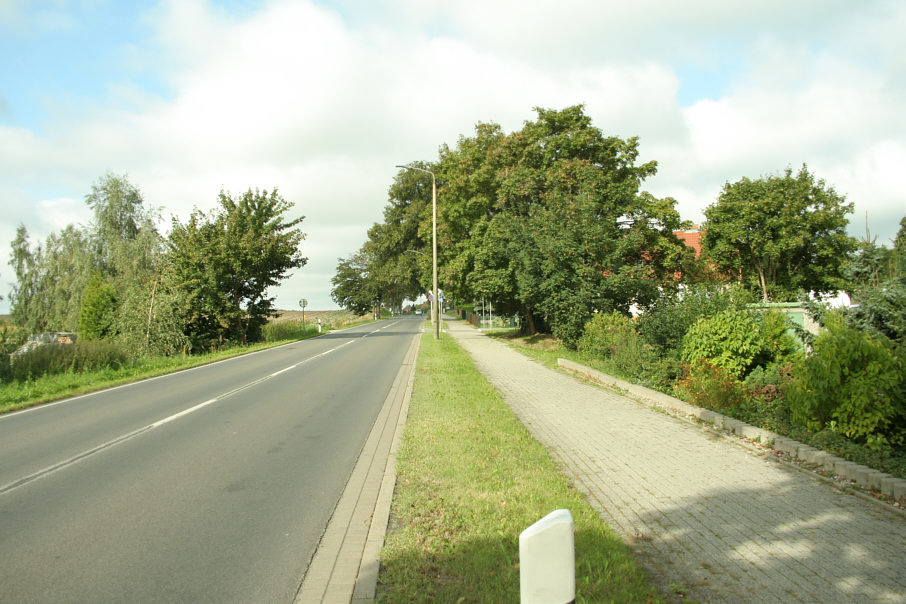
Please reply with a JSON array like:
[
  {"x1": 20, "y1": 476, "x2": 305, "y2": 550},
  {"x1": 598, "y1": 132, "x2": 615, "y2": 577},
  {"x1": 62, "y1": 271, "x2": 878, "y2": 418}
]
[{"x1": 625, "y1": 480, "x2": 906, "y2": 603}]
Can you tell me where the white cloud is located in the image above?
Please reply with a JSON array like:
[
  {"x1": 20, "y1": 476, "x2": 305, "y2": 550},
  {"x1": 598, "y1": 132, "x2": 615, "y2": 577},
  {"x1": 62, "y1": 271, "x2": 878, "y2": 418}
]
[{"x1": 1, "y1": 0, "x2": 905, "y2": 313}]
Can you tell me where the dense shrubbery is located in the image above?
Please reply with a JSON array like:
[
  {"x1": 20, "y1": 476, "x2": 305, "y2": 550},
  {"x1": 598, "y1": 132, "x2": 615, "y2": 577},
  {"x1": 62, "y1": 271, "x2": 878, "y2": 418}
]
[
  {"x1": 574, "y1": 286, "x2": 906, "y2": 478},
  {"x1": 9, "y1": 340, "x2": 129, "y2": 381},
  {"x1": 681, "y1": 309, "x2": 800, "y2": 380},
  {"x1": 578, "y1": 312, "x2": 654, "y2": 371},
  {"x1": 637, "y1": 284, "x2": 754, "y2": 355},
  {"x1": 786, "y1": 312, "x2": 905, "y2": 444},
  {"x1": 0, "y1": 324, "x2": 27, "y2": 383}
]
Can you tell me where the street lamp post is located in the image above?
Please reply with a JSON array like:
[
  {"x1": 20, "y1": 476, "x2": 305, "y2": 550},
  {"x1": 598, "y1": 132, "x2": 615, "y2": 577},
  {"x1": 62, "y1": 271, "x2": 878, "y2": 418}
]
[{"x1": 396, "y1": 164, "x2": 439, "y2": 340}]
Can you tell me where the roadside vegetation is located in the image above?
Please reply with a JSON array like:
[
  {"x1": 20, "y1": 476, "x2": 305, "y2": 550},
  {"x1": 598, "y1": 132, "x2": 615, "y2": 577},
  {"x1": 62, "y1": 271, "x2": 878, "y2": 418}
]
[
  {"x1": 486, "y1": 275, "x2": 906, "y2": 481},
  {"x1": 0, "y1": 311, "x2": 363, "y2": 413},
  {"x1": 378, "y1": 332, "x2": 661, "y2": 603},
  {"x1": 333, "y1": 104, "x2": 905, "y2": 486},
  {"x1": 0, "y1": 172, "x2": 375, "y2": 411}
]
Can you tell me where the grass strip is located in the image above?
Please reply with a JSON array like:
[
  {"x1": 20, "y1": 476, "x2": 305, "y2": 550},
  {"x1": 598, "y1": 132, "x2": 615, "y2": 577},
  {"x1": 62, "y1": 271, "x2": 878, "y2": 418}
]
[
  {"x1": 377, "y1": 333, "x2": 661, "y2": 603},
  {"x1": 0, "y1": 319, "x2": 370, "y2": 413}
]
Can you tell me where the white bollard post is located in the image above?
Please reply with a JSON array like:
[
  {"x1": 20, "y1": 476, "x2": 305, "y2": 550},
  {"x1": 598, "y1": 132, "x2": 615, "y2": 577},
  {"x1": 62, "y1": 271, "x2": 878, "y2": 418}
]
[{"x1": 519, "y1": 509, "x2": 575, "y2": 604}]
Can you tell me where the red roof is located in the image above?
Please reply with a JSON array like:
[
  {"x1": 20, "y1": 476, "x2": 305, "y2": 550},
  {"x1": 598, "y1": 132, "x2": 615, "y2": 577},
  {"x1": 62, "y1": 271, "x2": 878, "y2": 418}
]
[{"x1": 673, "y1": 230, "x2": 703, "y2": 258}]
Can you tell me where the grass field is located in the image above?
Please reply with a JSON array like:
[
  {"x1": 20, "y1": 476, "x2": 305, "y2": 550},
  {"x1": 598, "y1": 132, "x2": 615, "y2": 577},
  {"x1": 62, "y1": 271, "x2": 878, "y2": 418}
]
[{"x1": 377, "y1": 332, "x2": 661, "y2": 603}]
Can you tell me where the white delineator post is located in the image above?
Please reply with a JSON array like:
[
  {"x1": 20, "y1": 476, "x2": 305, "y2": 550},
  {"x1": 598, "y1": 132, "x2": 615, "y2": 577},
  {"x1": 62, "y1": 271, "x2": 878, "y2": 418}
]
[{"x1": 519, "y1": 509, "x2": 575, "y2": 604}]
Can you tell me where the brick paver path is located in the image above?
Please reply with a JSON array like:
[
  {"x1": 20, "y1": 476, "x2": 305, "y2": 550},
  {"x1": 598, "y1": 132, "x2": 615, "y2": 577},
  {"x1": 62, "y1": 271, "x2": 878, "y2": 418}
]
[{"x1": 446, "y1": 320, "x2": 906, "y2": 603}]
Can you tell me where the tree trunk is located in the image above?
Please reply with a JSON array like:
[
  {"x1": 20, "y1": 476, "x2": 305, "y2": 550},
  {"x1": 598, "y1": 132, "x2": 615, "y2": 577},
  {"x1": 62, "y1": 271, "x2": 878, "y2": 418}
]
[
  {"x1": 521, "y1": 305, "x2": 538, "y2": 336},
  {"x1": 145, "y1": 278, "x2": 158, "y2": 343},
  {"x1": 756, "y1": 265, "x2": 769, "y2": 302}
]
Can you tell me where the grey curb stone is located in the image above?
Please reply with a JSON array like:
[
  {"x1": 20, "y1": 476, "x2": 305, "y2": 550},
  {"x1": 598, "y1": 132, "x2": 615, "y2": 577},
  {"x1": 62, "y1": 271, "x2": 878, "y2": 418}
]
[
  {"x1": 699, "y1": 409, "x2": 719, "y2": 424},
  {"x1": 737, "y1": 424, "x2": 773, "y2": 443},
  {"x1": 866, "y1": 472, "x2": 890, "y2": 491},
  {"x1": 834, "y1": 461, "x2": 859, "y2": 480},
  {"x1": 881, "y1": 475, "x2": 900, "y2": 497},
  {"x1": 894, "y1": 480, "x2": 906, "y2": 500},
  {"x1": 821, "y1": 455, "x2": 844, "y2": 472},
  {"x1": 855, "y1": 465, "x2": 876, "y2": 485},
  {"x1": 795, "y1": 445, "x2": 817, "y2": 461},
  {"x1": 773, "y1": 437, "x2": 800, "y2": 456},
  {"x1": 801, "y1": 448, "x2": 828, "y2": 465},
  {"x1": 723, "y1": 418, "x2": 744, "y2": 433}
]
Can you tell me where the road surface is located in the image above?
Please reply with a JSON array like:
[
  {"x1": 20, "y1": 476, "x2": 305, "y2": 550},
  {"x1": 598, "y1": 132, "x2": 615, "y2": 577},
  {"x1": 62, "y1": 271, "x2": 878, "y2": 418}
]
[{"x1": 0, "y1": 317, "x2": 421, "y2": 603}]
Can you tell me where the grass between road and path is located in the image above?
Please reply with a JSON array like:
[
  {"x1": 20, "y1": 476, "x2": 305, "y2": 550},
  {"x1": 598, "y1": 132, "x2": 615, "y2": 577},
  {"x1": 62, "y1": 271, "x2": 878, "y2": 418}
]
[
  {"x1": 0, "y1": 311, "x2": 372, "y2": 414},
  {"x1": 377, "y1": 332, "x2": 661, "y2": 603}
]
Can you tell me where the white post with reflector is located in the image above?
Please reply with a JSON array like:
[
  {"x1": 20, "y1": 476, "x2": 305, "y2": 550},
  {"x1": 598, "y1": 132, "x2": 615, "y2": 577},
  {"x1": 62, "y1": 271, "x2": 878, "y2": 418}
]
[{"x1": 519, "y1": 509, "x2": 575, "y2": 604}]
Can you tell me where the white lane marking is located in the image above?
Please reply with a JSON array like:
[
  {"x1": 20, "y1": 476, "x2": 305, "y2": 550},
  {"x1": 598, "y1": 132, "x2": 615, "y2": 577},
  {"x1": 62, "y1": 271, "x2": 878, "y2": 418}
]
[
  {"x1": 151, "y1": 398, "x2": 219, "y2": 428},
  {"x1": 0, "y1": 338, "x2": 361, "y2": 495}
]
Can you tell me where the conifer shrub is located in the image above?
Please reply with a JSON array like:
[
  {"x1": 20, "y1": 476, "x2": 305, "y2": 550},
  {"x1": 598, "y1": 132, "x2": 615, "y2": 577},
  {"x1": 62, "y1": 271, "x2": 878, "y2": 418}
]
[{"x1": 78, "y1": 273, "x2": 118, "y2": 340}]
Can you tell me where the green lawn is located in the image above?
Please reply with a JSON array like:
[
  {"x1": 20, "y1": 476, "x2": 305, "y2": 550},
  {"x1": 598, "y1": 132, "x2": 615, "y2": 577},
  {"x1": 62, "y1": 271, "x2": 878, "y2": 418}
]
[{"x1": 377, "y1": 333, "x2": 661, "y2": 603}]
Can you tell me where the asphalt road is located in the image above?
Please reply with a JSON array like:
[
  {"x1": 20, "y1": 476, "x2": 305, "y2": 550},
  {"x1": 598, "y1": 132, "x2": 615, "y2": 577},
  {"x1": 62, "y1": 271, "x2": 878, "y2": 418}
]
[{"x1": 0, "y1": 317, "x2": 422, "y2": 603}]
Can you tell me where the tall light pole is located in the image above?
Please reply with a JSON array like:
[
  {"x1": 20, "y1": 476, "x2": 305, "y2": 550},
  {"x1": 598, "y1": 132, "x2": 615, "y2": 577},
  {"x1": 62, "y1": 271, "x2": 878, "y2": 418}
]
[{"x1": 396, "y1": 164, "x2": 439, "y2": 339}]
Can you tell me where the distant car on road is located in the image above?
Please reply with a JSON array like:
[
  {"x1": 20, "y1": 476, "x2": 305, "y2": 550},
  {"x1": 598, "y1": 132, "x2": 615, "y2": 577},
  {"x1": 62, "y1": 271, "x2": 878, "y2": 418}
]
[{"x1": 415, "y1": 310, "x2": 422, "y2": 315}]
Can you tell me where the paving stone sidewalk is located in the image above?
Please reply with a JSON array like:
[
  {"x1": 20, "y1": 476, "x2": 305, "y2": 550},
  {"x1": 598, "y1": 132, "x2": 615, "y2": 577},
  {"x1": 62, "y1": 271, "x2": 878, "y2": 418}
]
[{"x1": 445, "y1": 320, "x2": 906, "y2": 603}]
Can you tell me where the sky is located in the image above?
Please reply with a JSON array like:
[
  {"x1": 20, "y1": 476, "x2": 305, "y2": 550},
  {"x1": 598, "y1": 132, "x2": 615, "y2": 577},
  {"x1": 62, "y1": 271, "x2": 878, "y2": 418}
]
[{"x1": 1, "y1": 0, "x2": 905, "y2": 313}]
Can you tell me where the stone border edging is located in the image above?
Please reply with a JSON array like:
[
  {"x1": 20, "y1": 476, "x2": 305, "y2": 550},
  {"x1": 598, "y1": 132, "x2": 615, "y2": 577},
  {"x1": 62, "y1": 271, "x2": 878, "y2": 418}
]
[{"x1": 557, "y1": 358, "x2": 906, "y2": 505}]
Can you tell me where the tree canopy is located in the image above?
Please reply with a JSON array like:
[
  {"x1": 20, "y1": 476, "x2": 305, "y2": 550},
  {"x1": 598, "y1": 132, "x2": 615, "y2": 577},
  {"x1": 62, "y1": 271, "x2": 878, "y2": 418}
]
[
  {"x1": 336, "y1": 105, "x2": 694, "y2": 345},
  {"x1": 168, "y1": 188, "x2": 307, "y2": 348},
  {"x1": 8, "y1": 176, "x2": 306, "y2": 355},
  {"x1": 702, "y1": 165, "x2": 855, "y2": 302}
]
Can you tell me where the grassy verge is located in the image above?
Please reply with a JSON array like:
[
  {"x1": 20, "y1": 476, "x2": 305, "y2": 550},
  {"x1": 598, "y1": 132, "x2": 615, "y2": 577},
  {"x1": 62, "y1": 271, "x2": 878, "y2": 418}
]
[
  {"x1": 0, "y1": 315, "x2": 372, "y2": 414},
  {"x1": 377, "y1": 333, "x2": 661, "y2": 603}
]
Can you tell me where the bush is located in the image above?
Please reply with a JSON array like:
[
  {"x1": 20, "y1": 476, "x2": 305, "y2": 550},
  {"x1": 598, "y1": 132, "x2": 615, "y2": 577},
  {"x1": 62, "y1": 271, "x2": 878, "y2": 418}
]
[
  {"x1": 739, "y1": 363, "x2": 794, "y2": 432},
  {"x1": 78, "y1": 273, "x2": 118, "y2": 340},
  {"x1": 639, "y1": 352, "x2": 684, "y2": 392},
  {"x1": 637, "y1": 283, "x2": 755, "y2": 355},
  {"x1": 578, "y1": 311, "x2": 656, "y2": 379},
  {"x1": 785, "y1": 311, "x2": 906, "y2": 443},
  {"x1": 676, "y1": 360, "x2": 749, "y2": 412},
  {"x1": 0, "y1": 324, "x2": 28, "y2": 383},
  {"x1": 681, "y1": 309, "x2": 799, "y2": 380},
  {"x1": 10, "y1": 340, "x2": 129, "y2": 381},
  {"x1": 681, "y1": 310, "x2": 762, "y2": 379},
  {"x1": 578, "y1": 311, "x2": 636, "y2": 359}
]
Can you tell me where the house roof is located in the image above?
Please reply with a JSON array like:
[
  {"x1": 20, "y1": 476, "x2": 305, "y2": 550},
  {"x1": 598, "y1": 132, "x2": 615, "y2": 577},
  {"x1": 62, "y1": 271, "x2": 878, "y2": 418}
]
[{"x1": 673, "y1": 229, "x2": 703, "y2": 258}]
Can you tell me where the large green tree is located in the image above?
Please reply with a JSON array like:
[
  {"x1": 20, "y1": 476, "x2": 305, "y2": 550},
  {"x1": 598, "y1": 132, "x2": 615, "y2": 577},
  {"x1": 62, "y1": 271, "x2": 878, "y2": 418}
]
[
  {"x1": 7, "y1": 173, "x2": 187, "y2": 355},
  {"x1": 9, "y1": 224, "x2": 93, "y2": 333},
  {"x1": 331, "y1": 246, "x2": 383, "y2": 316},
  {"x1": 702, "y1": 165, "x2": 855, "y2": 302},
  {"x1": 168, "y1": 188, "x2": 306, "y2": 347},
  {"x1": 435, "y1": 106, "x2": 692, "y2": 343}
]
